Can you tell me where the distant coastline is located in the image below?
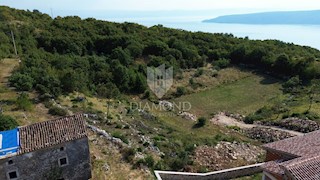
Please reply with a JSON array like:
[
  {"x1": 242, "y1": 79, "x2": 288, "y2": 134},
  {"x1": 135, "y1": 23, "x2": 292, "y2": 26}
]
[{"x1": 203, "y1": 10, "x2": 320, "y2": 25}]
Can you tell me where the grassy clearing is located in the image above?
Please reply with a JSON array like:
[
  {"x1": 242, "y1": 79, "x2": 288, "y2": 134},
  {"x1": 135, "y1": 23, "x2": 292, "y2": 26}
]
[
  {"x1": 174, "y1": 73, "x2": 282, "y2": 117},
  {"x1": 168, "y1": 67, "x2": 251, "y2": 96},
  {"x1": 0, "y1": 58, "x2": 53, "y2": 125}
]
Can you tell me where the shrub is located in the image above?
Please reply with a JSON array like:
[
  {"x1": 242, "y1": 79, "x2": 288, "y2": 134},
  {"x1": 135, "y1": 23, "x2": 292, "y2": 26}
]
[
  {"x1": 176, "y1": 86, "x2": 187, "y2": 97},
  {"x1": 9, "y1": 73, "x2": 34, "y2": 91},
  {"x1": 282, "y1": 76, "x2": 301, "y2": 94},
  {"x1": 144, "y1": 155, "x2": 155, "y2": 168},
  {"x1": 143, "y1": 90, "x2": 151, "y2": 99},
  {"x1": 214, "y1": 134, "x2": 236, "y2": 142},
  {"x1": 227, "y1": 125, "x2": 241, "y2": 131},
  {"x1": 0, "y1": 114, "x2": 18, "y2": 131},
  {"x1": 214, "y1": 58, "x2": 230, "y2": 69},
  {"x1": 244, "y1": 114, "x2": 263, "y2": 124},
  {"x1": 194, "y1": 117, "x2": 207, "y2": 128},
  {"x1": 16, "y1": 93, "x2": 33, "y2": 111},
  {"x1": 112, "y1": 131, "x2": 129, "y2": 144},
  {"x1": 121, "y1": 148, "x2": 136, "y2": 162},
  {"x1": 189, "y1": 78, "x2": 200, "y2": 89},
  {"x1": 48, "y1": 106, "x2": 67, "y2": 116},
  {"x1": 194, "y1": 69, "x2": 204, "y2": 77}
]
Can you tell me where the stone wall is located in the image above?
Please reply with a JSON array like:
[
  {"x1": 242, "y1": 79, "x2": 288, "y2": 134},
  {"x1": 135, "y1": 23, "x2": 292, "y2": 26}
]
[
  {"x1": 0, "y1": 137, "x2": 91, "y2": 180},
  {"x1": 155, "y1": 163, "x2": 264, "y2": 180}
]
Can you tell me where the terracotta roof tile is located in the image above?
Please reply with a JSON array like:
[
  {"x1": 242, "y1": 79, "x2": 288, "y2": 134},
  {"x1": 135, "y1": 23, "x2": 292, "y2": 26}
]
[
  {"x1": 280, "y1": 155, "x2": 320, "y2": 180},
  {"x1": 262, "y1": 130, "x2": 320, "y2": 179},
  {"x1": 263, "y1": 130, "x2": 320, "y2": 157},
  {"x1": 18, "y1": 114, "x2": 87, "y2": 154}
]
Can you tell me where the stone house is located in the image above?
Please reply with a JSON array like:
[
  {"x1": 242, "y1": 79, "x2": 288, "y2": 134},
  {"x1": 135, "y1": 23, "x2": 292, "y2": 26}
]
[
  {"x1": 0, "y1": 114, "x2": 91, "y2": 180},
  {"x1": 262, "y1": 130, "x2": 320, "y2": 180}
]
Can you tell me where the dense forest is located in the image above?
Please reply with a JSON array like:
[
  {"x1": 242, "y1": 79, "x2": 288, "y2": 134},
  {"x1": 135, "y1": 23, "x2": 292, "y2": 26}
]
[{"x1": 1, "y1": 6, "x2": 320, "y2": 98}]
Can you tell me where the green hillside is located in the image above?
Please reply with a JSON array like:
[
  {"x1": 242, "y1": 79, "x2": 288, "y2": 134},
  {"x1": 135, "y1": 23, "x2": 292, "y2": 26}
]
[
  {"x1": 0, "y1": 6, "x2": 320, "y2": 100},
  {"x1": 1, "y1": 6, "x2": 320, "y2": 178}
]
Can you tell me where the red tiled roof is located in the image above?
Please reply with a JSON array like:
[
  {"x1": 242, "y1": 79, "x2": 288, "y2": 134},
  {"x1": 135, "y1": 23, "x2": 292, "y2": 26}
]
[
  {"x1": 262, "y1": 130, "x2": 320, "y2": 179},
  {"x1": 263, "y1": 130, "x2": 320, "y2": 157},
  {"x1": 281, "y1": 155, "x2": 320, "y2": 180},
  {"x1": 18, "y1": 114, "x2": 87, "y2": 154}
]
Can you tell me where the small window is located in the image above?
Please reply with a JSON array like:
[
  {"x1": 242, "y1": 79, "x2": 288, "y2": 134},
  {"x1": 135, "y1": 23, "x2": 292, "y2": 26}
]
[
  {"x1": 8, "y1": 160, "x2": 13, "y2": 165},
  {"x1": 59, "y1": 157, "x2": 68, "y2": 167},
  {"x1": 8, "y1": 171, "x2": 18, "y2": 179},
  {"x1": 60, "y1": 147, "x2": 65, "y2": 151}
]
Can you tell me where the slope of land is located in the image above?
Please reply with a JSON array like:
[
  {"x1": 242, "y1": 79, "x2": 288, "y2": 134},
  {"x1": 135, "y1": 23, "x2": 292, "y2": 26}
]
[
  {"x1": 0, "y1": 59, "x2": 54, "y2": 125},
  {"x1": 174, "y1": 72, "x2": 282, "y2": 116},
  {"x1": 203, "y1": 10, "x2": 320, "y2": 24},
  {"x1": 1, "y1": 6, "x2": 320, "y2": 179},
  {"x1": 210, "y1": 112, "x2": 304, "y2": 136}
]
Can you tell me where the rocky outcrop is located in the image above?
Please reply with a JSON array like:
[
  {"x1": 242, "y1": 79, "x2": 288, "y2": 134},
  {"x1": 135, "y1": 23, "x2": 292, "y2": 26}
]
[
  {"x1": 193, "y1": 142, "x2": 264, "y2": 171},
  {"x1": 159, "y1": 101, "x2": 174, "y2": 111},
  {"x1": 179, "y1": 112, "x2": 197, "y2": 121},
  {"x1": 245, "y1": 127, "x2": 294, "y2": 143},
  {"x1": 138, "y1": 109, "x2": 157, "y2": 120},
  {"x1": 276, "y1": 118, "x2": 320, "y2": 133},
  {"x1": 224, "y1": 112, "x2": 245, "y2": 121},
  {"x1": 87, "y1": 124, "x2": 127, "y2": 147}
]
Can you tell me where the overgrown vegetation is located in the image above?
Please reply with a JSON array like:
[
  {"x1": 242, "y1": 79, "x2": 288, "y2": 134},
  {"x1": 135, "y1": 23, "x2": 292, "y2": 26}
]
[
  {"x1": 2, "y1": 6, "x2": 320, "y2": 176},
  {"x1": 0, "y1": 114, "x2": 18, "y2": 131},
  {"x1": 194, "y1": 117, "x2": 207, "y2": 128},
  {"x1": 16, "y1": 93, "x2": 33, "y2": 111},
  {"x1": 48, "y1": 106, "x2": 68, "y2": 116},
  {"x1": 0, "y1": 6, "x2": 319, "y2": 100}
]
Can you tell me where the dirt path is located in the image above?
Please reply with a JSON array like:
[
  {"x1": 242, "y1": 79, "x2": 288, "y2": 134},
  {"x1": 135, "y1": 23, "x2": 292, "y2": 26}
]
[{"x1": 211, "y1": 112, "x2": 304, "y2": 136}]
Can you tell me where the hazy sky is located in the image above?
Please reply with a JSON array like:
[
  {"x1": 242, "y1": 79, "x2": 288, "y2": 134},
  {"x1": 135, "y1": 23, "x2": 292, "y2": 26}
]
[{"x1": 2, "y1": 0, "x2": 320, "y2": 11}]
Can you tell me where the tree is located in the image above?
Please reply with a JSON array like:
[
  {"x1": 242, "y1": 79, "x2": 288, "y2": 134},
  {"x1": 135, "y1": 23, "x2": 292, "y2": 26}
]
[
  {"x1": 274, "y1": 53, "x2": 292, "y2": 74},
  {"x1": 194, "y1": 117, "x2": 207, "y2": 128},
  {"x1": 307, "y1": 79, "x2": 320, "y2": 111},
  {"x1": 176, "y1": 87, "x2": 187, "y2": 97},
  {"x1": 9, "y1": 73, "x2": 34, "y2": 91},
  {"x1": 113, "y1": 64, "x2": 129, "y2": 92},
  {"x1": 61, "y1": 70, "x2": 88, "y2": 93},
  {"x1": 282, "y1": 76, "x2": 301, "y2": 94},
  {"x1": 96, "y1": 83, "x2": 120, "y2": 98},
  {"x1": 111, "y1": 47, "x2": 132, "y2": 66},
  {"x1": 143, "y1": 40, "x2": 168, "y2": 56},
  {"x1": 230, "y1": 45, "x2": 246, "y2": 64},
  {"x1": 134, "y1": 73, "x2": 147, "y2": 93},
  {"x1": 16, "y1": 93, "x2": 33, "y2": 111},
  {"x1": 0, "y1": 114, "x2": 18, "y2": 131}
]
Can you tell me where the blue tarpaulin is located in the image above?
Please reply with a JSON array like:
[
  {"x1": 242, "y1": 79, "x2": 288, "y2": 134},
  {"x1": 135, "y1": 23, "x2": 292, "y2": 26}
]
[{"x1": 0, "y1": 128, "x2": 19, "y2": 157}]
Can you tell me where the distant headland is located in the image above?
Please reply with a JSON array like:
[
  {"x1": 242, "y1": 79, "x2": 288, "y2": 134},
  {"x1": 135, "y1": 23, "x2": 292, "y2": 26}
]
[{"x1": 203, "y1": 10, "x2": 320, "y2": 25}]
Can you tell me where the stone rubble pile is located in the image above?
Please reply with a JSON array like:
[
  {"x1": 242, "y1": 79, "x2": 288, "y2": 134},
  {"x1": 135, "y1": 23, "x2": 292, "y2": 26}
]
[
  {"x1": 224, "y1": 112, "x2": 245, "y2": 121},
  {"x1": 193, "y1": 141, "x2": 264, "y2": 171},
  {"x1": 245, "y1": 127, "x2": 294, "y2": 143},
  {"x1": 179, "y1": 112, "x2": 197, "y2": 121},
  {"x1": 87, "y1": 124, "x2": 127, "y2": 147},
  {"x1": 276, "y1": 118, "x2": 320, "y2": 133},
  {"x1": 159, "y1": 100, "x2": 174, "y2": 110}
]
